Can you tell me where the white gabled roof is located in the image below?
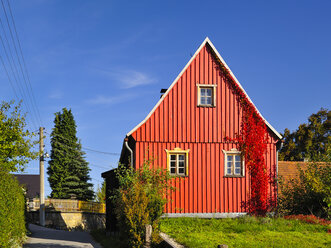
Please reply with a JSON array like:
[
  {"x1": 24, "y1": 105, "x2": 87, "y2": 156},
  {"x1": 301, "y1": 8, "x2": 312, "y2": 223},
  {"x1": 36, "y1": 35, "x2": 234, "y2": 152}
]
[{"x1": 127, "y1": 37, "x2": 282, "y2": 140}]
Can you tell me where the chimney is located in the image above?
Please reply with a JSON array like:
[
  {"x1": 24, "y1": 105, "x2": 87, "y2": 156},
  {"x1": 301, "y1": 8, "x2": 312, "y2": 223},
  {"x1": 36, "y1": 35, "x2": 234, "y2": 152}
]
[{"x1": 160, "y1": 88, "x2": 167, "y2": 98}]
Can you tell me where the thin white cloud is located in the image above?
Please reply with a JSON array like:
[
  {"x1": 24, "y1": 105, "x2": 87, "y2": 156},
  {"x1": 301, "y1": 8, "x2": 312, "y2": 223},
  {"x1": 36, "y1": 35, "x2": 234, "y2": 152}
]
[
  {"x1": 86, "y1": 94, "x2": 135, "y2": 105},
  {"x1": 98, "y1": 69, "x2": 156, "y2": 89},
  {"x1": 48, "y1": 90, "x2": 63, "y2": 99}
]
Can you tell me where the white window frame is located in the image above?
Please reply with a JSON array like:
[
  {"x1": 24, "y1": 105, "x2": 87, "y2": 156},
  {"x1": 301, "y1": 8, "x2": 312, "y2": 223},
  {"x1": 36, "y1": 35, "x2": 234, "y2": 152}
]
[
  {"x1": 165, "y1": 148, "x2": 189, "y2": 176},
  {"x1": 197, "y1": 84, "x2": 217, "y2": 107},
  {"x1": 222, "y1": 148, "x2": 245, "y2": 177}
]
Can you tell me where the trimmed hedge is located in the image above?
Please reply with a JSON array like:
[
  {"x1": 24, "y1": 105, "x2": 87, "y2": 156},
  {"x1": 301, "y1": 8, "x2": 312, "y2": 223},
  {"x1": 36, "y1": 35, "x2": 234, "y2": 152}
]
[{"x1": 0, "y1": 170, "x2": 26, "y2": 247}]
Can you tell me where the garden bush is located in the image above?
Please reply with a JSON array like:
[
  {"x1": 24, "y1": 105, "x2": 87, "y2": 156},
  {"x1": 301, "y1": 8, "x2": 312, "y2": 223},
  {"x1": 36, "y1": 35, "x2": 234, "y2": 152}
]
[
  {"x1": 113, "y1": 161, "x2": 173, "y2": 248},
  {"x1": 0, "y1": 170, "x2": 26, "y2": 247},
  {"x1": 278, "y1": 161, "x2": 331, "y2": 219}
]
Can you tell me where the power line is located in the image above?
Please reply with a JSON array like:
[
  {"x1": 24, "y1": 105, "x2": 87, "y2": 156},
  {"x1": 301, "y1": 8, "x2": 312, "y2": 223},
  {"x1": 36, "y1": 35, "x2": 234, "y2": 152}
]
[
  {"x1": 90, "y1": 163, "x2": 116, "y2": 170},
  {"x1": 52, "y1": 140, "x2": 120, "y2": 159},
  {"x1": 0, "y1": 0, "x2": 41, "y2": 129},
  {"x1": 0, "y1": 54, "x2": 18, "y2": 99},
  {"x1": 48, "y1": 132, "x2": 120, "y2": 156},
  {"x1": 30, "y1": 144, "x2": 115, "y2": 171},
  {"x1": 0, "y1": 17, "x2": 37, "y2": 129},
  {"x1": 48, "y1": 139, "x2": 116, "y2": 169},
  {"x1": 5, "y1": 0, "x2": 43, "y2": 126},
  {"x1": 82, "y1": 147, "x2": 120, "y2": 156},
  {"x1": 46, "y1": 142, "x2": 113, "y2": 167}
]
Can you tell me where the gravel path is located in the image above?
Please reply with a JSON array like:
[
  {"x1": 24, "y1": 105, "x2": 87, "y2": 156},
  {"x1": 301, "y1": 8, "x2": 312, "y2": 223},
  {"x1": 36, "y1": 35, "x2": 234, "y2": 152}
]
[{"x1": 23, "y1": 224, "x2": 102, "y2": 248}]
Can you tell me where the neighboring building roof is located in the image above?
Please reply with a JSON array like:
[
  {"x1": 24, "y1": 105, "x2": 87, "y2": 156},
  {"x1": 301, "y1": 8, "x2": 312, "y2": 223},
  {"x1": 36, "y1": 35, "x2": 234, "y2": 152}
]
[
  {"x1": 278, "y1": 161, "x2": 328, "y2": 182},
  {"x1": 14, "y1": 174, "x2": 40, "y2": 198},
  {"x1": 126, "y1": 37, "x2": 282, "y2": 140},
  {"x1": 278, "y1": 161, "x2": 307, "y2": 182}
]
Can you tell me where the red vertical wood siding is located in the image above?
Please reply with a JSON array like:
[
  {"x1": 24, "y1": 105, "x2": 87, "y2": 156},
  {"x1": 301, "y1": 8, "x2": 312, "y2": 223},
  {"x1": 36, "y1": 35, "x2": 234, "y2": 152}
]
[{"x1": 130, "y1": 44, "x2": 278, "y2": 213}]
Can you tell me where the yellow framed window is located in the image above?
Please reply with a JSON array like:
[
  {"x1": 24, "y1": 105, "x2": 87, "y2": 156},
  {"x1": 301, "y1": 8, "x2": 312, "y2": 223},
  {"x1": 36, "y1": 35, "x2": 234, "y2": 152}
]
[{"x1": 165, "y1": 148, "x2": 189, "y2": 176}]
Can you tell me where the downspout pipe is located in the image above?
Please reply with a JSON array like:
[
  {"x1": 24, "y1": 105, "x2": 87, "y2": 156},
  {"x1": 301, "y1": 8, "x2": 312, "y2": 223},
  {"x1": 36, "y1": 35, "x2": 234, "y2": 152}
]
[
  {"x1": 124, "y1": 137, "x2": 133, "y2": 168},
  {"x1": 276, "y1": 140, "x2": 283, "y2": 205}
]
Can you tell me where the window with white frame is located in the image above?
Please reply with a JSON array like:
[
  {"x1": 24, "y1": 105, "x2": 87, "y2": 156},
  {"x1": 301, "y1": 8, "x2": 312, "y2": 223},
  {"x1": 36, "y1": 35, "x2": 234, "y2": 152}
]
[
  {"x1": 222, "y1": 149, "x2": 244, "y2": 176},
  {"x1": 166, "y1": 148, "x2": 189, "y2": 176},
  {"x1": 197, "y1": 84, "x2": 217, "y2": 107},
  {"x1": 200, "y1": 87, "x2": 213, "y2": 105}
]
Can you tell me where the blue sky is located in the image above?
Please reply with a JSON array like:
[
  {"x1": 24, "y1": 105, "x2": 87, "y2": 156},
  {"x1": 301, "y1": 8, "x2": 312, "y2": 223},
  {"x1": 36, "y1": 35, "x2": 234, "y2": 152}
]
[{"x1": 1, "y1": 0, "x2": 330, "y2": 197}]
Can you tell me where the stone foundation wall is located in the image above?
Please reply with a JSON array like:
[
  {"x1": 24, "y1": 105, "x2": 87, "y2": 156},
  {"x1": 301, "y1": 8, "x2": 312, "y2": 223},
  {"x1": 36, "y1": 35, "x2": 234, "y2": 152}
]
[{"x1": 27, "y1": 211, "x2": 105, "y2": 230}]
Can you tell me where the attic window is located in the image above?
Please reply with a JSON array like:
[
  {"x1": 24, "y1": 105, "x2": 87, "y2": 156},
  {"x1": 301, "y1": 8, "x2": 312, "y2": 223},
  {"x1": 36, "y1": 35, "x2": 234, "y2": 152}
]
[
  {"x1": 165, "y1": 148, "x2": 189, "y2": 176},
  {"x1": 197, "y1": 84, "x2": 217, "y2": 107}
]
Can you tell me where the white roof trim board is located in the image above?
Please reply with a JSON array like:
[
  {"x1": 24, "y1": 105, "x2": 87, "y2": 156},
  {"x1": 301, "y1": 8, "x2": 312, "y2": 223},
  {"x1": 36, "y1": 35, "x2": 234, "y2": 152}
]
[{"x1": 127, "y1": 37, "x2": 282, "y2": 140}]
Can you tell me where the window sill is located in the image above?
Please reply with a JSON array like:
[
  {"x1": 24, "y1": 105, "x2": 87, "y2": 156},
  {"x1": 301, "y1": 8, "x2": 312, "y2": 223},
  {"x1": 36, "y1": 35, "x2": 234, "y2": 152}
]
[
  {"x1": 170, "y1": 174, "x2": 188, "y2": 177},
  {"x1": 197, "y1": 105, "x2": 216, "y2": 108},
  {"x1": 224, "y1": 175, "x2": 245, "y2": 178}
]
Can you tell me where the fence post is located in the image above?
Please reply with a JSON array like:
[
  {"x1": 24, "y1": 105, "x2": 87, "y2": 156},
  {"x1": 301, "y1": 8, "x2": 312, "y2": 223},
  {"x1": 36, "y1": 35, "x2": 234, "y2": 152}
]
[{"x1": 145, "y1": 224, "x2": 152, "y2": 248}]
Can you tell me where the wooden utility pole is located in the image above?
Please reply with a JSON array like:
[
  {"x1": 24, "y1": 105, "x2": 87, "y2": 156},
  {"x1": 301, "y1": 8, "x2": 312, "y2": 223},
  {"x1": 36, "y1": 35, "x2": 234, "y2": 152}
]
[{"x1": 39, "y1": 127, "x2": 45, "y2": 226}]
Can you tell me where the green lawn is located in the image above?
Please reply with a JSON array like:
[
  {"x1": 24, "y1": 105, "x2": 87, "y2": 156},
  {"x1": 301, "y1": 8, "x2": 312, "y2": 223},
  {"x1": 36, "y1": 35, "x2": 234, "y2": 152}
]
[{"x1": 159, "y1": 217, "x2": 331, "y2": 248}]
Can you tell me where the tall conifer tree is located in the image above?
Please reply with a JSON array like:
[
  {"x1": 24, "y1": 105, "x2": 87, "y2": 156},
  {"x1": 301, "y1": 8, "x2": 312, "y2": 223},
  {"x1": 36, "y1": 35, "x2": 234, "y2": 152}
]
[{"x1": 47, "y1": 108, "x2": 94, "y2": 200}]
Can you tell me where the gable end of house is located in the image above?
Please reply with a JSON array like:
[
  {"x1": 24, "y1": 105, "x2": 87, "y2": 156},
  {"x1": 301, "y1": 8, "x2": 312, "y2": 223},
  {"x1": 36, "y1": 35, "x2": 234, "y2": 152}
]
[{"x1": 126, "y1": 37, "x2": 282, "y2": 141}]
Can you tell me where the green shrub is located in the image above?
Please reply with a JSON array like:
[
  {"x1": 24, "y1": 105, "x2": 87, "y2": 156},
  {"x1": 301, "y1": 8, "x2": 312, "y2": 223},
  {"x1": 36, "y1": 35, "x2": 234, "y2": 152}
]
[
  {"x1": 113, "y1": 161, "x2": 174, "y2": 248},
  {"x1": 116, "y1": 182, "x2": 149, "y2": 247},
  {"x1": 0, "y1": 170, "x2": 26, "y2": 247},
  {"x1": 278, "y1": 161, "x2": 331, "y2": 219}
]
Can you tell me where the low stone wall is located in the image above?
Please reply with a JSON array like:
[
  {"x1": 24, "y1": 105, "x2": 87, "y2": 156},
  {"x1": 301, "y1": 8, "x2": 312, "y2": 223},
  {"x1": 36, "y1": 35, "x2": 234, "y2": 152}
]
[
  {"x1": 27, "y1": 211, "x2": 105, "y2": 230},
  {"x1": 27, "y1": 198, "x2": 105, "y2": 213}
]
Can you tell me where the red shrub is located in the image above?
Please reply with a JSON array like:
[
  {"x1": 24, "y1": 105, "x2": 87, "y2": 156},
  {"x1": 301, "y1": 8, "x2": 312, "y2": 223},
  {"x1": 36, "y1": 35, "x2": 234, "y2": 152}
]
[{"x1": 284, "y1": 214, "x2": 331, "y2": 226}]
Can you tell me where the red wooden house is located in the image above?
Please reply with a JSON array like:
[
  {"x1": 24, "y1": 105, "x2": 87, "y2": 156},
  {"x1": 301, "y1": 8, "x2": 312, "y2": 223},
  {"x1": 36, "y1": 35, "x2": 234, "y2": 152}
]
[{"x1": 103, "y1": 38, "x2": 282, "y2": 221}]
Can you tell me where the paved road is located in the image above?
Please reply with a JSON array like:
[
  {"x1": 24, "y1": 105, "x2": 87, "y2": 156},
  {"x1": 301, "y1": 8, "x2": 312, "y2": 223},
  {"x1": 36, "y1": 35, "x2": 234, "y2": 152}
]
[{"x1": 24, "y1": 224, "x2": 102, "y2": 248}]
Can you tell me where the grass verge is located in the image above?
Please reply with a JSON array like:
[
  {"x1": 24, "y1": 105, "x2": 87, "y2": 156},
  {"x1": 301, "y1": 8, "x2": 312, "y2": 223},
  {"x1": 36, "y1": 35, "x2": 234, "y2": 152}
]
[{"x1": 160, "y1": 216, "x2": 331, "y2": 248}]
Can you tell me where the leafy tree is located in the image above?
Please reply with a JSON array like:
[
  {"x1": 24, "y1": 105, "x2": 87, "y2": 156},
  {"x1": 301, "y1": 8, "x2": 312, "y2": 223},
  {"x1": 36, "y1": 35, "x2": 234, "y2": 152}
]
[
  {"x1": 0, "y1": 101, "x2": 37, "y2": 247},
  {"x1": 47, "y1": 108, "x2": 94, "y2": 200},
  {"x1": 0, "y1": 101, "x2": 37, "y2": 172},
  {"x1": 95, "y1": 181, "x2": 106, "y2": 203},
  {"x1": 279, "y1": 108, "x2": 330, "y2": 161}
]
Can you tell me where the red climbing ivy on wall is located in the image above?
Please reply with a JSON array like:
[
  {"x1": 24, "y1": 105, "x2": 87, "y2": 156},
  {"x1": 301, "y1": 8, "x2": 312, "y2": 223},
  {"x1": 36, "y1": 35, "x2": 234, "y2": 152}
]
[
  {"x1": 231, "y1": 80, "x2": 269, "y2": 216},
  {"x1": 239, "y1": 105, "x2": 269, "y2": 215},
  {"x1": 209, "y1": 45, "x2": 270, "y2": 215}
]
